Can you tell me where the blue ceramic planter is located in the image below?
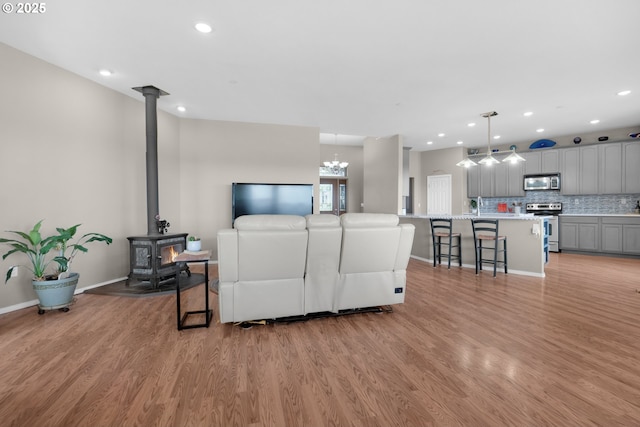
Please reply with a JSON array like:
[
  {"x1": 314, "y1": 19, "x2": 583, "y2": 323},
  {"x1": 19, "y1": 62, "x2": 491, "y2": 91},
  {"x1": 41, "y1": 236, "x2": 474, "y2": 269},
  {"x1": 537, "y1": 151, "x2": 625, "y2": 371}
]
[{"x1": 32, "y1": 272, "x2": 79, "y2": 311}]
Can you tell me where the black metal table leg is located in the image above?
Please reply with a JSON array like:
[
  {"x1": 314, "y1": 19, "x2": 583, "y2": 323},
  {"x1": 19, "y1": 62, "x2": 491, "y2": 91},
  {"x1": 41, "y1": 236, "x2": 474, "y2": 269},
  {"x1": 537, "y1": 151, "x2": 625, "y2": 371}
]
[{"x1": 176, "y1": 260, "x2": 213, "y2": 330}]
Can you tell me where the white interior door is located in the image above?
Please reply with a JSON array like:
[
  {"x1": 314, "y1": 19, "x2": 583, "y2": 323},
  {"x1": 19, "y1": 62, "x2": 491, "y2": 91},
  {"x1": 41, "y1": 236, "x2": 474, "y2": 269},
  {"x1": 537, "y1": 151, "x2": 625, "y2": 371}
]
[{"x1": 427, "y1": 174, "x2": 452, "y2": 215}]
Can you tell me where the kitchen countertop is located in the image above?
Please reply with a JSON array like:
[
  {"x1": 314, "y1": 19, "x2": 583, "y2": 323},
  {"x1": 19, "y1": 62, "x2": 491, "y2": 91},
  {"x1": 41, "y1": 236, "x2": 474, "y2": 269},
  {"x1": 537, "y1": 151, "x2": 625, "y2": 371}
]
[
  {"x1": 402, "y1": 214, "x2": 542, "y2": 221},
  {"x1": 559, "y1": 213, "x2": 640, "y2": 217}
]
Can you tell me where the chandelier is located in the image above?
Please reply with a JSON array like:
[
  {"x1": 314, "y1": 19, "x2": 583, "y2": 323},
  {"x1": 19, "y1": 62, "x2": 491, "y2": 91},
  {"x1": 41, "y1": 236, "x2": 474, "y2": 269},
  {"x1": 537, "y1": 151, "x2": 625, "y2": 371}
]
[
  {"x1": 323, "y1": 134, "x2": 349, "y2": 174},
  {"x1": 456, "y1": 111, "x2": 525, "y2": 167}
]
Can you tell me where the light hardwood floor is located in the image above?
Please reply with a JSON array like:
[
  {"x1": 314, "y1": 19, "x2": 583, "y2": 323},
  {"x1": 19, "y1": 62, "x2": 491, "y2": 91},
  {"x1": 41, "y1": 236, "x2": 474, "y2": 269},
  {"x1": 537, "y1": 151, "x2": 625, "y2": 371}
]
[{"x1": 1, "y1": 253, "x2": 639, "y2": 426}]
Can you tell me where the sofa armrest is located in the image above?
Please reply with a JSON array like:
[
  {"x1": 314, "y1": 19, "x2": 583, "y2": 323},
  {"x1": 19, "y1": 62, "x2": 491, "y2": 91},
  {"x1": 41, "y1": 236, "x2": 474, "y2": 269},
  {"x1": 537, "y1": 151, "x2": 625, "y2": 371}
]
[
  {"x1": 395, "y1": 223, "x2": 415, "y2": 271},
  {"x1": 217, "y1": 229, "x2": 238, "y2": 282}
]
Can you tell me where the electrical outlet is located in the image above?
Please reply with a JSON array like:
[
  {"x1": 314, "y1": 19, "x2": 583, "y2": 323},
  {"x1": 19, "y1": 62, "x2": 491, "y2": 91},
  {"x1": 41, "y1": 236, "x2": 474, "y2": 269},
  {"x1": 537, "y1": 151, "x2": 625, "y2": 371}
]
[
  {"x1": 574, "y1": 199, "x2": 579, "y2": 205},
  {"x1": 10, "y1": 266, "x2": 18, "y2": 278},
  {"x1": 621, "y1": 198, "x2": 627, "y2": 205}
]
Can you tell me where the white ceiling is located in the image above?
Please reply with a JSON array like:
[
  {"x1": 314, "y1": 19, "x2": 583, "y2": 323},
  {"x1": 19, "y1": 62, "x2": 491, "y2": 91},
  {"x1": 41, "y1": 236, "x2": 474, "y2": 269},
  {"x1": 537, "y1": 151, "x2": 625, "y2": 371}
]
[{"x1": 2, "y1": 0, "x2": 639, "y2": 151}]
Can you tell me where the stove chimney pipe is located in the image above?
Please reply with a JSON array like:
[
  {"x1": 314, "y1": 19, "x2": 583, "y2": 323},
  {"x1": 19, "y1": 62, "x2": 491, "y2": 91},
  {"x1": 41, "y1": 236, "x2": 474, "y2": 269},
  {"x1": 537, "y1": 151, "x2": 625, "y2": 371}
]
[{"x1": 133, "y1": 85, "x2": 169, "y2": 236}]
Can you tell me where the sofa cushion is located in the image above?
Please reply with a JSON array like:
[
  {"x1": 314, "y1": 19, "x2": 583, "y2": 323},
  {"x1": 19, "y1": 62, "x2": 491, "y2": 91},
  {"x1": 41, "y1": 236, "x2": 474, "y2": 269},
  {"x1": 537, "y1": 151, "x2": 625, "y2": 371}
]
[
  {"x1": 306, "y1": 214, "x2": 341, "y2": 228},
  {"x1": 235, "y1": 214, "x2": 306, "y2": 231},
  {"x1": 340, "y1": 213, "x2": 399, "y2": 228}
]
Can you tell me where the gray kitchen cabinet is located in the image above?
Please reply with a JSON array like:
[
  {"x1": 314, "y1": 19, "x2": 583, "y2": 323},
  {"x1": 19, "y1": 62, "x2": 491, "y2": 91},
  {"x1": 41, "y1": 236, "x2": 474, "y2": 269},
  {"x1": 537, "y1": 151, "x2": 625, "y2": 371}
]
[
  {"x1": 601, "y1": 217, "x2": 640, "y2": 255},
  {"x1": 523, "y1": 151, "x2": 541, "y2": 175},
  {"x1": 623, "y1": 142, "x2": 640, "y2": 194},
  {"x1": 493, "y1": 160, "x2": 524, "y2": 197},
  {"x1": 599, "y1": 143, "x2": 622, "y2": 194},
  {"x1": 623, "y1": 224, "x2": 640, "y2": 254},
  {"x1": 467, "y1": 165, "x2": 480, "y2": 198},
  {"x1": 601, "y1": 223, "x2": 623, "y2": 253},
  {"x1": 561, "y1": 215, "x2": 640, "y2": 256},
  {"x1": 508, "y1": 160, "x2": 525, "y2": 196},
  {"x1": 479, "y1": 163, "x2": 493, "y2": 197},
  {"x1": 561, "y1": 148, "x2": 580, "y2": 195},
  {"x1": 522, "y1": 150, "x2": 558, "y2": 175},
  {"x1": 559, "y1": 216, "x2": 599, "y2": 251},
  {"x1": 559, "y1": 221, "x2": 579, "y2": 250},
  {"x1": 580, "y1": 145, "x2": 599, "y2": 195},
  {"x1": 578, "y1": 223, "x2": 599, "y2": 251},
  {"x1": 560, "y1": 146, "x2": 598, "y2": 195},
  {"x1": 493, "y1": 161, "x2": 509, "y2": 197},
  {"x1": 541, "y1": 150, "x2": 559, "y2": 173},
  {"x1": 468, "y1": 158, "x2": 524, "y2": 198}
]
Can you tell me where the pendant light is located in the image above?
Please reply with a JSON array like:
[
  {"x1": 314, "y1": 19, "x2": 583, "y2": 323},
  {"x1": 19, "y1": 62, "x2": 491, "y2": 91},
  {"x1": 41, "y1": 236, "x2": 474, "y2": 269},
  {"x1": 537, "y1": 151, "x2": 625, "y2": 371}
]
[
  {"x1": 502, "y1": 147, "x2": 526, "y2": 163},
  {"x1": 456, "y1": 111, "x2": 525, "y2": 167},
  {"x1": 455, "y1": 157, "x2": 477, "y2": 168},
  {"x1": 478, "y1": 111, "x2": 500, "y2": 166}
]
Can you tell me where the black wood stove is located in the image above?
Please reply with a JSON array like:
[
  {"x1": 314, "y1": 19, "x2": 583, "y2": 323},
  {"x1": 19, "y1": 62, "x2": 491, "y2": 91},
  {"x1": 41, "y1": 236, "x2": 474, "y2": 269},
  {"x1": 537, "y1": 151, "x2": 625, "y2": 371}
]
[{"x1": 126, "y1": 85, "x2": 189, "y2": 288}]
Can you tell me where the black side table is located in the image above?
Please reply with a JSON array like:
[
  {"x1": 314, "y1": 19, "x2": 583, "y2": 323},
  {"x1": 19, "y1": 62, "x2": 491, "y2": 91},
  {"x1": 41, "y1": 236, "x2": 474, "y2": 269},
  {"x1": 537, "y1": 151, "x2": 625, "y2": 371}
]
[{"x1": 175, "y1": 257, "x2": 213, "y2": 330}]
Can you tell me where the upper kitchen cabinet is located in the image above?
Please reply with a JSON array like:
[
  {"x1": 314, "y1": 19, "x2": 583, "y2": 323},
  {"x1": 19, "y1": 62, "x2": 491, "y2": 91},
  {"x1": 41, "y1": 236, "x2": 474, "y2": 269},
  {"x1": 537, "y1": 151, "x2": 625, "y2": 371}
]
[
  {"x1": 467, "y1": 159, "x2": 524, "y2": 198},
  {"x1": 523, "y1": 150, "x2": 559, "y2": 175},
  {"x1": 541, "y1": 150, "x2": 560, "y2": 173},
  {"x1": 561, "y1": 148, "x2": 580, "y2": 194},
  {"x1": 494, "y1": 160, "x2": 525, "y2": 197},
  {"x1": 523, "y1": 151, "x2": 541, "y2": 174},
  {"x1": 561, "y1": 145, "x2": 598, "y2": 195},
  {"x1": 580, "y1": 145, "x2": 599, "y2": 194},
  {"x1": 493, "y1": 163, "x2": 508, "y2": 197},
  {"x1": 467, "y1": 164, "x2": 481, "y2": 198},
  {"x1": 479, "y1": 162, "x2": 494, "y2": 197},
  {"x1": 599, "y1": 143, "x2": 622, "y2": 194},
  {"x1": 623, "y1": 141, "x2": 640, "y2": 194}
]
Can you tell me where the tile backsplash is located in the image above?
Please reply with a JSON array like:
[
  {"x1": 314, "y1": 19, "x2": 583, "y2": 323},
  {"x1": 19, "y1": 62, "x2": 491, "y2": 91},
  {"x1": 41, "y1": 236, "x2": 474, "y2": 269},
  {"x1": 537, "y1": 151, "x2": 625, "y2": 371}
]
[{"x1": 479, "y1": 192, "x2": 640, "y2": 214}]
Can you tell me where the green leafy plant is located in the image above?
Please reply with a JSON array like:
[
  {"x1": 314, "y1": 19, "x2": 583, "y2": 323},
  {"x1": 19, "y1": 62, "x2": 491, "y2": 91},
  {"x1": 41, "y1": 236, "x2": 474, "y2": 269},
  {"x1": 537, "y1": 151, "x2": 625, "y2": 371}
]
[
  {"x1": 188, "y1": 235, "x2": 200, "y2": 241},
  {"x1": 470, "y1": 199, "x2": 478, "y2": 209},
  {"x1": 0, "y1": 220, "x2": 112, "y2": 283}
]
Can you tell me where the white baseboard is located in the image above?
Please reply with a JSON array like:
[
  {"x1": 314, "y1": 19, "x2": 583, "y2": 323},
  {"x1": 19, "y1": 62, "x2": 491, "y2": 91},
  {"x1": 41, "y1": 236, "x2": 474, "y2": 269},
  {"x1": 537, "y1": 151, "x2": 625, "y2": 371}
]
[
  {"x1": 0, "y1": 276, "x2": 129, "y2": 315},
  {"x1": 409, "y1": 255, "x2": 545, "y2": 278}
]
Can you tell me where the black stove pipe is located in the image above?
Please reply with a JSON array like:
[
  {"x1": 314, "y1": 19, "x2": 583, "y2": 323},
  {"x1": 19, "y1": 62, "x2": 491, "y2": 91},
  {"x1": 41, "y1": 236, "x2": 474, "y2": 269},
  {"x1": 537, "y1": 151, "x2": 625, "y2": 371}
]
[{"x1": 132, "y1": 85, "x2": 168, "y2": 236}]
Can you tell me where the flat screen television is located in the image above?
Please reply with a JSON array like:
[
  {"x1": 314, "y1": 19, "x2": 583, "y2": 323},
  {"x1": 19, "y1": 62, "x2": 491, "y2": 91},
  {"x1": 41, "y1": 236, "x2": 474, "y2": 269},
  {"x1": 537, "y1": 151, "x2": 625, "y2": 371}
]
[{"x1": 232, "y1": 183, "x2": 314, "y2": 224}]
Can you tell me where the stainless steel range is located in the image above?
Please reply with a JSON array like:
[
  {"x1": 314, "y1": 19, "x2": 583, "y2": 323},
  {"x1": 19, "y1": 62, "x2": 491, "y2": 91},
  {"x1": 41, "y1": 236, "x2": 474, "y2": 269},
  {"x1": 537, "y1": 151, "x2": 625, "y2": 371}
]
[{"x1": 526, "y1": 202, "x2": 562, "y2": 252}]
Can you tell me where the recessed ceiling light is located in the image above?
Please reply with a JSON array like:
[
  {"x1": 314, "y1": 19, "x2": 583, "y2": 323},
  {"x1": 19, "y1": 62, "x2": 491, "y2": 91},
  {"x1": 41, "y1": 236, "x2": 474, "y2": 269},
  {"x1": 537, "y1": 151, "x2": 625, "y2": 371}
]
[
  {"x1": 456, "y1": 141, "x2": 463, "y2": 145},
  {"x1": 99, "y1": 69, "x2": 112, "y2": 77},
  {"x1": 426, "y1": 141, "x2": 433, "y2": 145},
  {"x1": 177, "y1": 106, "x2": 186, "y2": 113},
  {"x1": 195, "y1": 22, "x2": 213, "y2": 33},
  {"x1": 536, "y1": 128, "x2": 544, "y2": 133},
  {"x1": 617, "y1": 90, "x2": 631, "y2": 96},
  {"x1": 590, "y1": 119, "x2": 600, "y2": 124},
  {"x1": 467, "y1": 123, "x2": 476, "y2": 127},
  {"x1": 493, "y1": 135, "x2": 501, "y2": 139},
  {"x1": 523, "y1": 111, "x2": 533, "y2": 117},
  {"x1": 438, "y1": 133, "x2": 445, "y2": 137}
]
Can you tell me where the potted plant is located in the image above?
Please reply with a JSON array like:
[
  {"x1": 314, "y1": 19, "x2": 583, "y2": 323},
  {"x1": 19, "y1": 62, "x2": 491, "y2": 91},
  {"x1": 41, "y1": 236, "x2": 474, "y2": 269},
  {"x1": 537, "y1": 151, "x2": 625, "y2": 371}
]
[
  {"x1": 186, "y1": 235, "x2": 201, "y2": 252},
  {"x1": 0, "y1": 220, "x2": 112, "y2": 314},
  {"x1": 470, "y1": 199, "x2": 478, "y2": 214}
]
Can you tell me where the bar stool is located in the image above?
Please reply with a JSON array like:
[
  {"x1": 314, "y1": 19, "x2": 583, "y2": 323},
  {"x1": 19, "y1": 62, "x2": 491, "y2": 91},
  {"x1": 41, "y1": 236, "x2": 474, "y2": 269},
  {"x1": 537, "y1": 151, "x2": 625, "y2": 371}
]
[
  {"x1": 470, "y1": 219, "x2": 507, "y2": 277},
  {"x1": 429, "y1": 218, "x2": 461, "y2": 269}
]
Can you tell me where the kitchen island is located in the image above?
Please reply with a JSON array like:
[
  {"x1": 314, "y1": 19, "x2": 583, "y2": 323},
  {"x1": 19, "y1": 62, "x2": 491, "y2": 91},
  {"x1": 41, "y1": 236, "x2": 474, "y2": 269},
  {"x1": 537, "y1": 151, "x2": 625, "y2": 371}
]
[{"x1": 400, "y1": 214, "x2": 548, "y2": 277}]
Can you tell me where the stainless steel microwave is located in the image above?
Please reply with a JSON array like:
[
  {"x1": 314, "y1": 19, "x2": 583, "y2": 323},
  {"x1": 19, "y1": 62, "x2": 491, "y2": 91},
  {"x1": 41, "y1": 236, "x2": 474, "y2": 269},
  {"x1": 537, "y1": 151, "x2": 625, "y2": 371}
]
[{"x1": 524, "y1": 173, "x2": 561, "y2": 191}]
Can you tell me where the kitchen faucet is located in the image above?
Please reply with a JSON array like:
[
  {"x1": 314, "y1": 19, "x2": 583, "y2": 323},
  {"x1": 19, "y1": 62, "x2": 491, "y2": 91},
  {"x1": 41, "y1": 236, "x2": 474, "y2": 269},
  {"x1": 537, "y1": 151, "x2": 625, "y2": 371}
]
[{"x1": 477, "y1": 196, "x2": 483, "y2": 216}]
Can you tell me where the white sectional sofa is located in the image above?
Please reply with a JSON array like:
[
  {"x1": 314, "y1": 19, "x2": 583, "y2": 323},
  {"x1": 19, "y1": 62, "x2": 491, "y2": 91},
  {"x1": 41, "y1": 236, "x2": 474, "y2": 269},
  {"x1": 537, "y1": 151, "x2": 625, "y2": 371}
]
[{"x1": 217, "y1": 213, "x2": 415, "y2": 324}]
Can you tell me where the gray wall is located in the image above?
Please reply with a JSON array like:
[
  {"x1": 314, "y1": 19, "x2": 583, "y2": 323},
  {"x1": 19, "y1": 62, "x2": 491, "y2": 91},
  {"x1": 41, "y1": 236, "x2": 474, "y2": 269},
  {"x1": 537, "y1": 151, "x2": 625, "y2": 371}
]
[{"x1": 363, "y1": 135, "x2": 403, "y2": 214}]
